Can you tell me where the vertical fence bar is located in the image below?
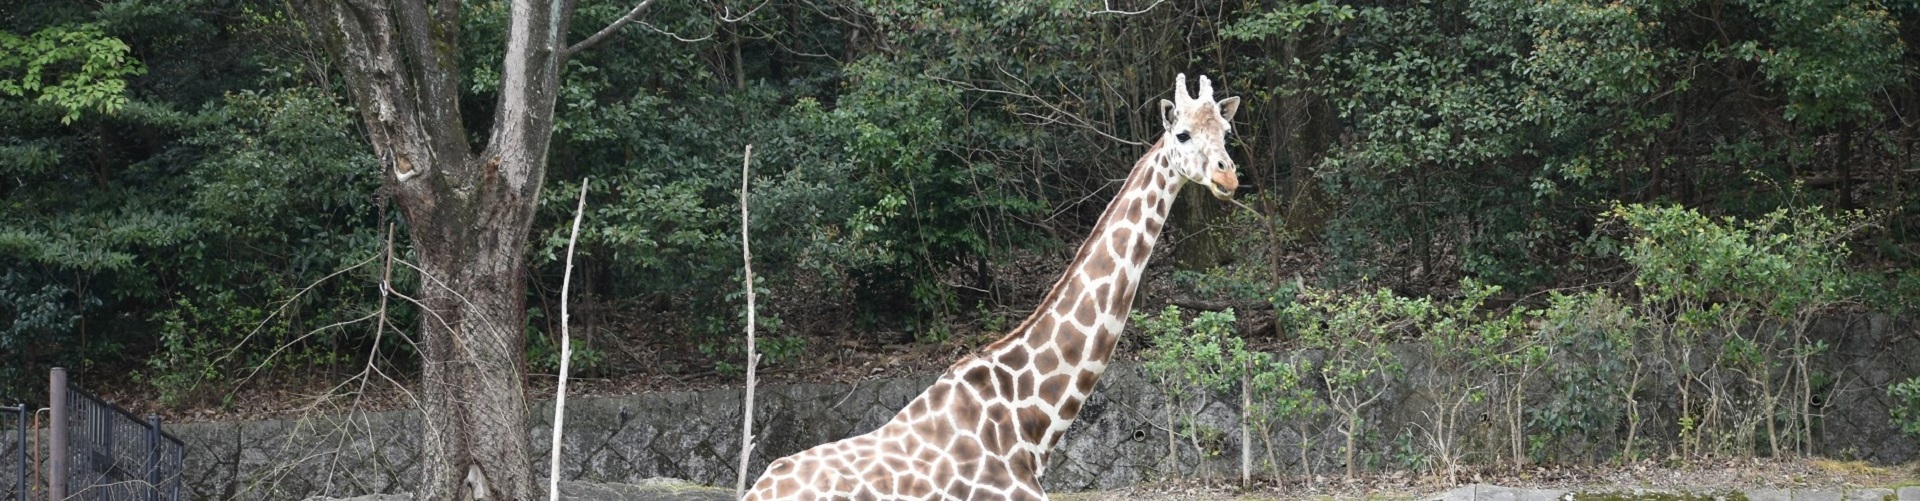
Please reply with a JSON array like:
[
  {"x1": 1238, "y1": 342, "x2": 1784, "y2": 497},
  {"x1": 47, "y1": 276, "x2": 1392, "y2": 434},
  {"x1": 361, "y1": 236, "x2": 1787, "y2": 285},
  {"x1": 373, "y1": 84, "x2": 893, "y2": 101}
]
[
  {"x1": 169, "y1": 440, "x2": 181, "y2": 501},
  {"x1": 99, "y1": 401, "x2": 110, "y2": 501},
  {"x1": 145, "y1": 416, "x2": 158, "y2": 501},
  {"x1": 15, "y1": 405, "x2": 25, "y2": 501},
  {"x1": 170, "y1": 440, "x2": 182, "y2": 501},
  {"x1": 48, "y1": 368, "x2": 66, "y2": 501}
]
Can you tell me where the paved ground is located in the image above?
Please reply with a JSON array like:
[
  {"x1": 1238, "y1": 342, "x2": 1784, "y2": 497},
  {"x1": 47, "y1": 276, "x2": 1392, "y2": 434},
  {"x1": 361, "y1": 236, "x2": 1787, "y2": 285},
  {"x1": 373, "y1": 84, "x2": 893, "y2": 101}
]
[
  {"x1": 1424, "y1": 485, "x2": 1920, "y2": 501},
  {"x1": 317, "y1": 460, "x2": 1920, "y2": 501}
]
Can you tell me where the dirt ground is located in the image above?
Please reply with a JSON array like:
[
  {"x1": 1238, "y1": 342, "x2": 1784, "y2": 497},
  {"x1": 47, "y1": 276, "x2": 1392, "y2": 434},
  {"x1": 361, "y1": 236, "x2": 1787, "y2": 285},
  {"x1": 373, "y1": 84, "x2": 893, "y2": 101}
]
[{"x1": 1055, "y1": 458, "x2": 1919, "y2": 500}]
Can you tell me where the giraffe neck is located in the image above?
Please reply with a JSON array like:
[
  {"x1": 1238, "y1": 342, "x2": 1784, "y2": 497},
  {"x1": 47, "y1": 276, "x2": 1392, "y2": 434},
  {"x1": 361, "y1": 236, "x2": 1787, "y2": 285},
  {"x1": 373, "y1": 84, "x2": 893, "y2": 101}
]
[{"x1": 975, "y1": 137, "x2": 1185, "y2": 456}]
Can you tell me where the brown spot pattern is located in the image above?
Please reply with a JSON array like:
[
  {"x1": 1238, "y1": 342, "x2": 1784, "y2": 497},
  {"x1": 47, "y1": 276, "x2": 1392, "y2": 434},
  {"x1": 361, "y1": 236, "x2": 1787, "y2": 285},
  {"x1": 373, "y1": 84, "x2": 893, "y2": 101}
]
[
  {"x1": 1016, "y1": 406, "x2": 1048, "y2": 443},
  {"x1": 1052, "y1": 279, "x2": 1083, "y2": 315},
  {"x1": 997, "y1": 349, "x2": 1027, "y2": 369},
  {"x1": 1034, "y1": 349, "x2": 1060, "y2": 374},
  {"x1": 1038, "y1": 374, "x2": 1071, "y2": 401},
  {"x1": 1060, "y1": 397, "x2": 1084, "y2": 421},
  {"x1": 1089, "y1": 333, "x2": 1119, "y2": 364},
  {"x1": 1073, "y1": 299, "x2": 1097, "y2": 326},
  {"x1": 1056, "y1": 327, "x2": 1087, "y2": 366},
  {"x1": 963, "y1": 366, "x2": 991, "y2": 395},
  {"x1": 1024, "y1": 323, "x2": 1053, "y2": 350},
  {"x1": 1084, "y1": 252, "x2": 1115, "y2": 282},
  {"x1": 1075, "y1": 372, "x2": 1098, "y2": 394}
]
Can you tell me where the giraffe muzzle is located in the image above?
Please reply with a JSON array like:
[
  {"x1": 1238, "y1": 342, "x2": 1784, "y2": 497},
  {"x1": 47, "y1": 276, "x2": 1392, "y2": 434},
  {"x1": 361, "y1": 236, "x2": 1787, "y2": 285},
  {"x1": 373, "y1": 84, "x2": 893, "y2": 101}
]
[{"x1": 1209, "y1": 169, "x2": 1239, "y2": 200}]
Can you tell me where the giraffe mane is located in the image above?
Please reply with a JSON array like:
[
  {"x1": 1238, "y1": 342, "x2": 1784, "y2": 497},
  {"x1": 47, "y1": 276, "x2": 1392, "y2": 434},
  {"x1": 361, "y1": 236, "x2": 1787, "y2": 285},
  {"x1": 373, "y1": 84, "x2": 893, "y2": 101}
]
[{"x1": 967, "y1": 136, "x2": 1169, "y2": 366}]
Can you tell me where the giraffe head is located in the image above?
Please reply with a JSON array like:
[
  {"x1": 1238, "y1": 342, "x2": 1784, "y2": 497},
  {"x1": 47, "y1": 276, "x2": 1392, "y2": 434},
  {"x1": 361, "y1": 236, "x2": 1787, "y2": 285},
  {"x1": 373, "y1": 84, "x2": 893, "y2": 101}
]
[{"x1": 1158, "y1": 74, "x2": 1241, "y2": 200}]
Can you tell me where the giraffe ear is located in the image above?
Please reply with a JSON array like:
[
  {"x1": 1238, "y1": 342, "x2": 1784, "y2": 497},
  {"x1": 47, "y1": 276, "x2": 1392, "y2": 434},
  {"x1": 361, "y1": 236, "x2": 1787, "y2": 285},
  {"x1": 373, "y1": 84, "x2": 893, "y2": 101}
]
[
  {"x1": 1160, "y1": 99, "x2": 1175, "y2": 130},
  {"x1": 1218, "y1": 97, "x2": 1240, "y2": 123}
]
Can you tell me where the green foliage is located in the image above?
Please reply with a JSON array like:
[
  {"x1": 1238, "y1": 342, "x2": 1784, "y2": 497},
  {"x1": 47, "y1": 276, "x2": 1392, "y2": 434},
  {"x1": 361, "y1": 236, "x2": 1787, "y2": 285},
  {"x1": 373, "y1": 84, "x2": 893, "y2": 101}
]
[
  {"x1": 1284, "y1": 286, "x2": 1416, "y2": 395},
  {"x1": 0, "y1": 0, "x2": 392, "y2": 400},
  {"x1": 1306, "y1": 0, "x2": 1915, "y2": 291},
  {"x1": 525, "y1": 330, "x2": 609, "y2": 378},
  {"x1": 1609, "y1": 203, "x2": 1864, "y2": 458},
  {"x1": 1891, "y1": 376, "x2": 1920, "y2": 440},
  {"x1": 1531, "y1": 290, "x2": 1645, "y2": 462},
  {"x1": 1222, "y1": 1, "x2": 1356, "y2": 42},
  {"x1": 1245, "y1": 353, "x2": 1323, "y2": 477},
  {"x1": 1140, "y1": 306, "x2": 1244, "y2": 399},
  {"x1": 1281, "y1": 285, "x2": 1419, "y2": 478},
  {"x1": 144, "y1": 296, "x2": 270, "y2": 405},
  {"x1": 0, "y1": 22, "x2": 145, "y2": 124},
  {"x1": 534, "y1": 29, "x2": 1051, "y2": 356},
  {"x1": 1740, "y1": 0, "x2": 1904, "y2": 125},
  {"x1": 1613, "y1": 204, "x2": 1864, "y2": 319},
  {"x1": 1138, "y1": 305, "x2": 1254, "y2": 471}
]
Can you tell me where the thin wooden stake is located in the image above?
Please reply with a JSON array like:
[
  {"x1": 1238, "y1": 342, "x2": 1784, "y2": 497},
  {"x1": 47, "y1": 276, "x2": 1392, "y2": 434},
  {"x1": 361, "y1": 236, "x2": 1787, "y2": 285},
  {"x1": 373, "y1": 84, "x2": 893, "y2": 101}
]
[
  {"x1": 736, "y1": 145, "x2": 761, "y2": 497},
  {"x1": 549, "y1": 178, "x2": 589, "y2": 501}
]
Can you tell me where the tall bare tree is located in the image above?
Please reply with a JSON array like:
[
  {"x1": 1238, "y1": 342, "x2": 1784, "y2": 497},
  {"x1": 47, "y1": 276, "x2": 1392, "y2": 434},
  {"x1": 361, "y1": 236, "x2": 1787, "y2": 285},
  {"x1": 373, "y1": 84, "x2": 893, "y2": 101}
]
[{"x1": 291, "y1": 0, "x2": 653, "y2": 498}]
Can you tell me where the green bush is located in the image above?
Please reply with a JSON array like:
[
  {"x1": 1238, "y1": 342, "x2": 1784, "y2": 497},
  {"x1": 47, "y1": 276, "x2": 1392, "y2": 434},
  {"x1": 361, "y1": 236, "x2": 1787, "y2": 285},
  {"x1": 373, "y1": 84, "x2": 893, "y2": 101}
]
[
  {"x1": 1138, "y1": 305, "x2": 1245, "y2": 473},
  {"x1": 1891, "y1": 376, "x2": 1920, "y2": 440},
  {"x1": 1612, "y1": 203, "x2": 1863, "y2": 458},
  {"x1": 1281, "y1": 285, "x2": 1417, "y2": 479}
]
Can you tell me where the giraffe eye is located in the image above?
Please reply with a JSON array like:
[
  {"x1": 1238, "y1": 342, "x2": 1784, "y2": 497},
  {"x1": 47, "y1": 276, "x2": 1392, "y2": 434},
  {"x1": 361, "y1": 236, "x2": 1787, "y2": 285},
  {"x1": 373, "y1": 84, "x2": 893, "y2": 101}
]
[{"x1": 1176, "y1": 132, "x2": 1190, "y2": 143}]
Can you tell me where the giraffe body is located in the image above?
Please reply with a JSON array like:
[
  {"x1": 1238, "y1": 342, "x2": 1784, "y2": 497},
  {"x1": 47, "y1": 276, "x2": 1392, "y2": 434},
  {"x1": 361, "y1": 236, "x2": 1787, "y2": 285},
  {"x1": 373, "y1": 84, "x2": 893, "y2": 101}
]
[{"x1": 745, "y1": 74, "x2": 1241, "y2": 501}]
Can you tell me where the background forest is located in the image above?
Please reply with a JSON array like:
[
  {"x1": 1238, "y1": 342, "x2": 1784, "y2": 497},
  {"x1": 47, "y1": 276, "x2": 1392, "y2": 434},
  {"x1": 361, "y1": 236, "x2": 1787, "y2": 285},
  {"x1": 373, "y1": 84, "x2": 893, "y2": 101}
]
[{"x1": 4, "y1": 0, "x2": 1920, "y2": 467}]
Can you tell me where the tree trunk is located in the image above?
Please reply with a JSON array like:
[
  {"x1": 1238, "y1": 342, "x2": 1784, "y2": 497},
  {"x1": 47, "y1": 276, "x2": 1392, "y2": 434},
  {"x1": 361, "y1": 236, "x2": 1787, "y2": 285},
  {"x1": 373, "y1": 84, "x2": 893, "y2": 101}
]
[
  {"x1": 293, "y1": 0, "x2": 570, "y2": 498},
  {"x1": 1171, "y1": 182, "x2": 1232, "y2": 268},
  {"x1": 1278, "y1": 50, "x2": 1335, "y2": 235}
]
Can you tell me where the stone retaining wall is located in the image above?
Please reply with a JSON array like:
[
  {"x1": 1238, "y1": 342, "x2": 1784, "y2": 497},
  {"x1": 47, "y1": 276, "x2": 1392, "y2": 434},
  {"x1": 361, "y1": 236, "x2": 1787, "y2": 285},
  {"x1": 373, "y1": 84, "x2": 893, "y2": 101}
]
[{"x1": 169, "y1": 315, "x2": 1920, "y2": 500}]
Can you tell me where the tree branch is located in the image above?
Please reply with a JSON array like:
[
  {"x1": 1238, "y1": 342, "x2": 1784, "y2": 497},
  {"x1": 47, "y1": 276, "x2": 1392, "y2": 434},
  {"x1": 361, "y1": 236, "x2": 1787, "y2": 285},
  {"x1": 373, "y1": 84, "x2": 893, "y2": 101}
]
[
  {"x1": 1088, "y1": 0, "x2": 1165, "y2": 16},
  {"x1": 564, "y1": 0, "x2": 658, "y2": 60}
]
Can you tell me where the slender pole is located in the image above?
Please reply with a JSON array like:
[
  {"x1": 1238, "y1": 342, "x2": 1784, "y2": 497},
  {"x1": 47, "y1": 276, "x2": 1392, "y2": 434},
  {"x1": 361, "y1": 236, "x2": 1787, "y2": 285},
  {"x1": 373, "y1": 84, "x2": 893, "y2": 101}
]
[
  {"x1": 1241, "y1": 362, "x2": 1251, "y2": 487},
  {"x1": 735, "y1": 144, "x2": 760, "y2": 497},
  {"x1": 548, "y1": 178, "x2": 589, "y2": 501},
  {"x1": 147, "y1": 415, "x2": 161, "y2": 501},
  {"x1": 48, "y1": 368, "x2": 67, "y2": 501},
  {"x1": 12, "y1": 405, "x2": 23, "y2": 501}
]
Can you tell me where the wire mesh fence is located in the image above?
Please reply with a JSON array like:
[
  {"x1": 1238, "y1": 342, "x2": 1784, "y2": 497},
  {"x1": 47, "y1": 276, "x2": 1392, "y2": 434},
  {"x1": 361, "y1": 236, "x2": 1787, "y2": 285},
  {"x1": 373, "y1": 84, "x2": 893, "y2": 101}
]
[{"x1": 59, "y1": 387, "x2": 181, "y2": 501}]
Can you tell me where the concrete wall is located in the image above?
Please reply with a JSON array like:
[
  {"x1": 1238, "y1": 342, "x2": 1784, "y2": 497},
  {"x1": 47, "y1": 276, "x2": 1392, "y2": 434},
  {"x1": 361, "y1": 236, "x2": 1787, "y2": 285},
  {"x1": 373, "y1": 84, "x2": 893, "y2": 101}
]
[{"x1": 167, "y1": 315, "x2": 1920, "y2": 500}]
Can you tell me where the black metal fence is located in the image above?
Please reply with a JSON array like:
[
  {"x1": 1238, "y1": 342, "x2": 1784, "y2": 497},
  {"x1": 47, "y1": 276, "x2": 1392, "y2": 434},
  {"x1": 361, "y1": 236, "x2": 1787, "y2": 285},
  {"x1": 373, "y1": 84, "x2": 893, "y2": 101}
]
[
  {"x1": 1, "y1": 404, "x2": 25, "y2": 501},
  {"x1": 57, "y1": 385, "x2": 183, "y2": 501}
]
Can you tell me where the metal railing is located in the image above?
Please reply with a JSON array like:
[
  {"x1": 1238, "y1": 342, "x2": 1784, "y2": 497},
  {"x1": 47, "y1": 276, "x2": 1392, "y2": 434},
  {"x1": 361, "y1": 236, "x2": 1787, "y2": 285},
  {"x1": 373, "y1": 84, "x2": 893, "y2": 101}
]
[
  {"x1": 50, "y1": 368, "x2": 183, "y2": 501},
  {"x1": 1, "y1": 403, "x2": 25, "y2": 501}
]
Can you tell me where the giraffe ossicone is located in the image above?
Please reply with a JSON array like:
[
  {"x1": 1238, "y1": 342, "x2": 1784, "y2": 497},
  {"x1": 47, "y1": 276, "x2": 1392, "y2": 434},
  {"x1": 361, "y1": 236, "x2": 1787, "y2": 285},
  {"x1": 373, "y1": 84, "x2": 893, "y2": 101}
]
[{"x1": 744, "y1": 74, "x2": 1242, "y2": 501}]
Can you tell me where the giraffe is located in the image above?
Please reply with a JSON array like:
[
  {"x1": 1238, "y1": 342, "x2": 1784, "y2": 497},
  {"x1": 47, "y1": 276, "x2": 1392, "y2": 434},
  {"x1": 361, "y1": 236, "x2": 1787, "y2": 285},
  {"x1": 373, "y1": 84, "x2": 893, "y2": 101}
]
[{"x1": 744, "y1": 74, "x2": 1241, "y2": 501}]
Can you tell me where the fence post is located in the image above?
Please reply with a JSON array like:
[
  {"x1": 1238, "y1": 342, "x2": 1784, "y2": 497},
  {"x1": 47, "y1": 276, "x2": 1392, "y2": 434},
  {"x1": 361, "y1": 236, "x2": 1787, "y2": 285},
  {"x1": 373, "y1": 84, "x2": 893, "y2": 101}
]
[
  {"x1": 15, "y1": 405, "x2": 25, "y2": 501},
  {"x1": 146, "y1": 415, "x2": 160, "y2": 501},
  {"x1": 171, "y1": 441, "x2": 182, "y2": 501},
  {"x1": 48, "y1": 368, "x2": 66, "y2": 501}
]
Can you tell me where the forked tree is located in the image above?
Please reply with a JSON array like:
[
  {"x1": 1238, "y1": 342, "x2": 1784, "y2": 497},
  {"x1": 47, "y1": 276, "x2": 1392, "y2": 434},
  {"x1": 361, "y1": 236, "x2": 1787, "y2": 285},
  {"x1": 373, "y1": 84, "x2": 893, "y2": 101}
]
[{"x1": 290, "y1": 1, "x2": 657, "y2": 498}]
